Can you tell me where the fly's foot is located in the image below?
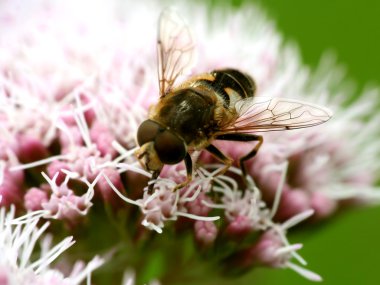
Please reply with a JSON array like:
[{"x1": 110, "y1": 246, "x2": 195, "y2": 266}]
[{"x1": 173, "y1": 175, "x2": 192, "y2": 192}]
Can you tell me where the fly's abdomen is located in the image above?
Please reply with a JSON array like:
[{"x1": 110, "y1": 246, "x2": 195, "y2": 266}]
[{"x1": 204, "y1": 69, "x2": 256, "y2": 108}]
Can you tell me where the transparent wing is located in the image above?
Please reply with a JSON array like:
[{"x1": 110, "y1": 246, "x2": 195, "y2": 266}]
[
  {"x1": 218, "y1": 97, "x2": 333, "y2": 134},
  {"x1": 157, "y1": 8, "x2": 196, "y2": 97}
]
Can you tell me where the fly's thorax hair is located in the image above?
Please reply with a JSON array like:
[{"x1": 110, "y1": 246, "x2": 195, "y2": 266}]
[
  {"x1": 148, "y1": 99, "x2": 163, "y2": 119},
  {"x1": 179, "y1": 73, "x2": 238, "y2": 121},
  {"x1": 147, "y1": 72, "x2": 243, "y2": 150},
  {"x1": 150, "y1": 84, "x2": 218, "y2": 130},
  {"x1": 147, "y1": 80, "x2": 217, "y2": 119},
  {"x1": 181, "y1": 81, "x2": 237, "y2": 136},
  {"x1": 148, "y1": 103, "x2": 157, "y2": 116}
]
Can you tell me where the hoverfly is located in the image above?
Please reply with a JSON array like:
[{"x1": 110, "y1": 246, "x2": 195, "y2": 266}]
[{"x1": 135, "y1": 9, "x2": 332, "y2": 191}]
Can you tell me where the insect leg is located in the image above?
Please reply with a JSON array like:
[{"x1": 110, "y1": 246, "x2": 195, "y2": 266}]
[
  {"x1": 173, "y1": 153, "x2": 193, "y2": 191},
  {"x1": 148, "y1": 170, "x2": 161, "y2": 192},
  {"x1": 216, "y1": 134, "x2": 263, "y2": 178},
  {"x1": 205, "y1": 144, "x2": 234, "y2": 176}
]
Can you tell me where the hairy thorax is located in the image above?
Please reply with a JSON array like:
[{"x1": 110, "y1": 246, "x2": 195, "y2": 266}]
[{"x1": 149, "y1": 87, "x2": 234, "y2": 150}]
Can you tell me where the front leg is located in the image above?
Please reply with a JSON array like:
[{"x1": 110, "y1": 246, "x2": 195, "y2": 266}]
[
  {"x1": 216, "y1": 133, "x2": 263, "y2": 179},
  {"x1": 173, "y1": 153, "x2": 193, "y2": 191},
  {"x1": 148, "y1": 170, "x2": 161, "y2": 193}
]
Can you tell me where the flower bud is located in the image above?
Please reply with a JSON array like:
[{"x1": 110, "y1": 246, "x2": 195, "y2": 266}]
[
  {"x1": 275, "y1": 189, "x2": 311, "y2": 222},
  {"x1": 194, "y1": 220, "x2": 218, "y2": 247},
  {"x1": 17, "y1": 135, "x2": 49, "y2": 163},
  {"x1": 24, "y1": 187, "x2": 49, "y2": 211}
]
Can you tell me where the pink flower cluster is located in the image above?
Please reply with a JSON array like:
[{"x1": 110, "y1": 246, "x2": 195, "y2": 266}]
[{"x1": 1, "y1": 0, "x2": 379, "y2": 284}]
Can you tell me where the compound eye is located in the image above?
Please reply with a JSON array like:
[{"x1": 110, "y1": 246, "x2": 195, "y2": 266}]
[
  {"x1": 137, "y1": 120, "x2": 161, "y2": 146},
  {"x1": 154, "y1": 130, "x2": 186, "y2": 164}
]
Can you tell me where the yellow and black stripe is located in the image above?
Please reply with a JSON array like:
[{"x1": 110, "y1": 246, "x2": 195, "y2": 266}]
[{"x1": 199, "y1": 69, "x2": 256, "y2": 108}]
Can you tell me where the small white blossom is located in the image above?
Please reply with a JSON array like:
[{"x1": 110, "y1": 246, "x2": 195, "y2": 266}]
[{"x1": 0, "y1": 206, "x2": 104, "y2": 285}]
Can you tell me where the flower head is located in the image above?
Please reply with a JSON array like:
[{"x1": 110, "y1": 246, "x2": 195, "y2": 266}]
[
  {"x1": 0, "y1": 0, "x2": 379, "y2": 284},
  {"x1": 0, "y1": 206, "x2": 104, "y2": 285}
]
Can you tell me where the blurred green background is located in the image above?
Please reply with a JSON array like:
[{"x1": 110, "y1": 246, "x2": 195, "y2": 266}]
[{"x1": 207, "y1": 0, "x2": 380, "y2": 284}]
